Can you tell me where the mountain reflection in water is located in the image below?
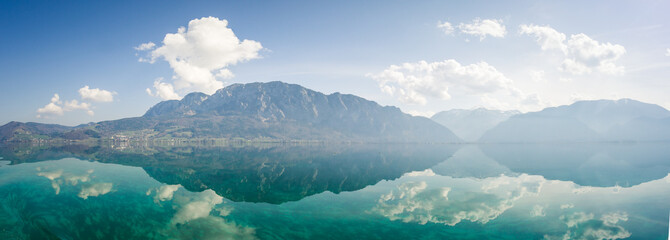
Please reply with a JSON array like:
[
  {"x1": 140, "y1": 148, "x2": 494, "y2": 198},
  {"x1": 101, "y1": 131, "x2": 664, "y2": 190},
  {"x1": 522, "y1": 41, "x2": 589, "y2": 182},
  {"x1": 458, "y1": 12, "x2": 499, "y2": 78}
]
[{"x1": 0, "y1": 142, "x2": 669, "y2": 239}]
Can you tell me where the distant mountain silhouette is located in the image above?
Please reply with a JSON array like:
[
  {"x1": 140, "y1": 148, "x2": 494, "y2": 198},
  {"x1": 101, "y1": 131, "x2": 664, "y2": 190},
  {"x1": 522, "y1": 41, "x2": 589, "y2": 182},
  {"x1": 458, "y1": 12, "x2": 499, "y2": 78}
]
[
  {"x1": 431, "y1": 108, "x2": 518, "y2": 142},
  {"x1": 479, "y1": 99, "x2": 670, "y2": 143},
  {"x1": 0, "y1": 82, "x2": 461, "y2": 143},
  {"x1": 0, "y1": 121, "x2": 99, "y2": 141}
]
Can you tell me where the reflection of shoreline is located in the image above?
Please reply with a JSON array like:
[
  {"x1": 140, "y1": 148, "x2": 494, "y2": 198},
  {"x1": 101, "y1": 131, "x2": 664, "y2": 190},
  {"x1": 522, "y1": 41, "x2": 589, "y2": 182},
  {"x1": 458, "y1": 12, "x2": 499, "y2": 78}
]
[
  {"x1": 2, "y1": 143, "x2": 458, "y2": 204},
  {"x1": 1, "y1": 151, "x2": 668, "y2": 239},
  {"x1": 0, "y1": 141, "x2": 458, "y2": 162},
  {"x1": 1, "y1": 137, "x2": 452, "y2": 149}
]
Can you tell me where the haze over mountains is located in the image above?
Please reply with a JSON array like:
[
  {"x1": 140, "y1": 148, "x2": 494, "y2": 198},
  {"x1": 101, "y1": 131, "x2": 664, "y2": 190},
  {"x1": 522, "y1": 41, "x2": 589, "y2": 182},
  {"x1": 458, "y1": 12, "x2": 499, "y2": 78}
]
[
  {"x1": 431, "y1": 108, "x2": 519, "y2": 142},
  {"x1": 2, "y1": 82, "x2": 670, "y2": 143},
  {"x1": 480, "y1": 99, "x2": 670, "y2": 142}
]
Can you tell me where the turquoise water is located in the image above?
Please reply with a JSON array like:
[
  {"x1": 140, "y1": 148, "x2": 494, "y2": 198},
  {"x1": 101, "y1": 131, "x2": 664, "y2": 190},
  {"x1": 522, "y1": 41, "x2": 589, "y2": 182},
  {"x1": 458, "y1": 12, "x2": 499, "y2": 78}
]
[{"x1": 0, "y1": 143, "x2": 668, "y2": 239}]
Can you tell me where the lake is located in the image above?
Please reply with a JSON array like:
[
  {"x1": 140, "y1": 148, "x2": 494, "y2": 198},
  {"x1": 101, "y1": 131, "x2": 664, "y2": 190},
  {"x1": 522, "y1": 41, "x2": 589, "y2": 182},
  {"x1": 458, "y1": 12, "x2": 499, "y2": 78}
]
[{"x1": 1, "y1": 142, "x2": 669, "y2": 239}]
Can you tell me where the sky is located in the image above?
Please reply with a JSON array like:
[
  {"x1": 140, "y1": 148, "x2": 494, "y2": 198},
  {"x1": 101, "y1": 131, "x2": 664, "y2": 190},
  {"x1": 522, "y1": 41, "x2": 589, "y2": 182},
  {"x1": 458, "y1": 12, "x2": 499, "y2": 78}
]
[{"x1": 1, "y1": 0, "x2": 669, "y2": 126}]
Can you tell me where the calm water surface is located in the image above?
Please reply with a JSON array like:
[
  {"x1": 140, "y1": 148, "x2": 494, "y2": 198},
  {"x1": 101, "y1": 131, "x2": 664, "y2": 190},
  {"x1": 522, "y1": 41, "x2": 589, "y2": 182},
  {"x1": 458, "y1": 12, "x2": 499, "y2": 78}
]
[{"x1": 1, "y1": 143, "x2": 669, "y2": 239}]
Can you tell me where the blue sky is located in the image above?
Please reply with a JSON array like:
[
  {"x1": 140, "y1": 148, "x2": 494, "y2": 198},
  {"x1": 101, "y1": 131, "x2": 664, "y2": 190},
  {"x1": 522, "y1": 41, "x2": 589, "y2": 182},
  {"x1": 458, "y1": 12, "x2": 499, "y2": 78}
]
[{"x1": 1, "y1": 0, "x2": 669, "y2": 126}]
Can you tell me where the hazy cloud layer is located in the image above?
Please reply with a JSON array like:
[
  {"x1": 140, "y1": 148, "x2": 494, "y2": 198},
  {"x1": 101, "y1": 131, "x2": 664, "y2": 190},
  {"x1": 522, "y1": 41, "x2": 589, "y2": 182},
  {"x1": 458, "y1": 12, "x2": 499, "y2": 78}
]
[
  {"x1": 138, "y1": 16, "x2": 263, "y2": 100},
  {"x1": 520, "y1": 24, "x2": 626, "y2": 75}
]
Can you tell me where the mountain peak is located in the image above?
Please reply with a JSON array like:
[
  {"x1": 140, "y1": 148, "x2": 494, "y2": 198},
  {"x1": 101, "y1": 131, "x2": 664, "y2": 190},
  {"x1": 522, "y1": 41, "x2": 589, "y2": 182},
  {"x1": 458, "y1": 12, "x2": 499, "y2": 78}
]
[
  {"x1": 183, "y1": 91, "x2": 208, "y2": 99},
  {"x1": 137, "y1": 81, "x2": 461, "y2": 142}
]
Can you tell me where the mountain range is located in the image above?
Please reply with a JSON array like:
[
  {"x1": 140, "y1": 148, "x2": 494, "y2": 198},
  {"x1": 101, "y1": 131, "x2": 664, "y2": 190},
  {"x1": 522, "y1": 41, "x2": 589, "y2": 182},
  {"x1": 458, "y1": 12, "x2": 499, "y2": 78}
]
[
  {"x1": 0, "y1": 81, "x2": 461, "y2": 143},
  {"x1": 479, "y1": 99, "x2": 670, "y2": 142},
  {"x1": 2, "y1": 82, "x2": 670, "y2": 143}
]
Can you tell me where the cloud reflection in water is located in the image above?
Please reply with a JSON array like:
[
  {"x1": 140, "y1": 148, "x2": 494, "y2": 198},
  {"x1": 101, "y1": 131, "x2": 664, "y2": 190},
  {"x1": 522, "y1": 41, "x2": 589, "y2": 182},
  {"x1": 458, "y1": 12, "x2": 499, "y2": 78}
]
[
  {"x1": 36, "y1": 167, "x2": 113, "y2": 199},
  {"x1": 375, "y1": 173, "x2": 544, "y2": 226}
]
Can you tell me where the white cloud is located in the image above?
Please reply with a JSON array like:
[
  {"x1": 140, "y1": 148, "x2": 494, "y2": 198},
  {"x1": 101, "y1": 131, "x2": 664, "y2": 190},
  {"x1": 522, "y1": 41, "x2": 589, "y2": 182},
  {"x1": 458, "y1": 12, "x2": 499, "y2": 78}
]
[
  {"x1": 519, "y1": 24, "x2": 567, "y2": 53},
  {"x1": 139, "y1": 16, "x2": 263, "y2": 96},
  {"x1": 36, "y1": 86, "x2": 115, "y2": 118},
  {"x1": 64, "y1": 100, "x2": 90, "y2": 111},
  {"x1": 560, "y1": 58, "x2": 591, "y2": 75},
  {"x1": 147, "y1": 78, "x2": 180, "y2": 100},
  {"x1": 369, "y1": 60, "x2": 514, "y2": 105},
  {"x1": 666, "y1": 48, "x2": 670, "y2": 56},
  {"x1": 370, "y1": 59, "x2": 546, "y2": 111},
  {"x1": 79, "y1": 86, "x2": 115, "y2": 102},
  {"x1": 215, "y1": 68, "x2": 235, "y2": 79},
  {"x1": 520, "y1": 25, "x2": 626, "y2": 75},
  {"x1": 36, "y1": 94, "x2": 64, "y2": 118},
  {"x1": 134, "y1": 41, "x2": 156, "y2": 51},
  {"x1": 64, "y1": 100, "x2": 94, "y2": 116},
  {"x1": 565, "y1": 33, "x2": 626, "y2": 75},
  {"x1": 437, "y1": 21, "x2": 454, "y2": 35},
  {"x1": 458, "y1": 18, "x2": 506, "y2": 41}
]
